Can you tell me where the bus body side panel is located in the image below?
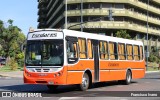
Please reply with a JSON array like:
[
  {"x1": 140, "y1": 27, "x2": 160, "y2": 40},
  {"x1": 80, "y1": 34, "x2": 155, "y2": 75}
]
[
  {"x1": 99, "y1": 60, "x2": 145, "y2": 82},
  {"x1": 66, "y1": 60, "x2": 145, "y2": 84},
  {"x1": 131, "y1": 69, "x2": 145, "y2": 79},
  {"x1": 66, "y1": 60, "x2": 94, "y2": 85}
]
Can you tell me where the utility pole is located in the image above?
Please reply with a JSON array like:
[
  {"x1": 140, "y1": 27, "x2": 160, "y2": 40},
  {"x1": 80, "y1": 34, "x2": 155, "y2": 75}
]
[
  {"x1": 80, "y1": 0, "x2": 83, "y2": 32},
  {"x1": 146, "y1": 0, "x2": 149, "y2": 71},
  {"x1": 65, "y1": 0, "x2": 68, "y2": 29}
]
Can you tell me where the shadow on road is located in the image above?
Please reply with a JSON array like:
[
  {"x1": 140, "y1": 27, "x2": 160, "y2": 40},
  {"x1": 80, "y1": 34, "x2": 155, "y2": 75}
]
[
  {"x1": 0, "y1": 81, "x2": 137, "y2": 95},
  {"x1": 91, "y1": 81, "x2": 137, "y2": 89}
]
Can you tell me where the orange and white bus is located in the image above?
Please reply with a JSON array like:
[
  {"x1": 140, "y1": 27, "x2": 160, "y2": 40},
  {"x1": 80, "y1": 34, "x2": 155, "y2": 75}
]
[{"x1": 24, "y1": 29, "x2": 145, "y2": 91}]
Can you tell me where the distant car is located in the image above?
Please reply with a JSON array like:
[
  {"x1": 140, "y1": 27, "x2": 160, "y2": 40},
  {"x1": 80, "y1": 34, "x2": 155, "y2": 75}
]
[{"x1": 0, "y1": 58, "x2": 6, "y2": 65}]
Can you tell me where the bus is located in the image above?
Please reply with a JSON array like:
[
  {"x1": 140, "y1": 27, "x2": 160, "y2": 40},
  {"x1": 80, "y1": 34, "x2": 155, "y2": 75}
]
[{"x1": 24, "y1": 29, "x2": 145, "y2": 91}]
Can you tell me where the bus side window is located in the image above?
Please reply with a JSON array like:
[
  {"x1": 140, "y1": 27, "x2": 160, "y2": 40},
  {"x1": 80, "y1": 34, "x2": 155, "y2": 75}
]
[
  {"x1": 109, "y1": 42, "x2": 118, "y2": 60},
  {"x1": 78, "y1": 38, "x2": 87, "y2": 59},
  {"x1": 118, "y1": 43, "x2": 126, "y2": 60},
  {"x1": 87, "y1": 39, "x2": 93, "y2": 59},
  {"x1": 140, "y1": 46, "x2": 143, "y2": 60},
  {"x1": 134, "y1": 45, "x2": 140, "y2": 60},
  {"x1": 99, "y1": 41, "x2": 108, "y2": 60},
  {"x1": 67, "y1": 41, "x2": 78, "y2": 64},
  {"x1": 126, "y1": 44, "x2": 133, "y2": 60}
]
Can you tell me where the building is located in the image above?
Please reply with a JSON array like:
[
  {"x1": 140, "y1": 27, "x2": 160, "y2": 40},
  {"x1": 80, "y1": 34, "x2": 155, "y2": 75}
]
[{"x1": 37, "y1": 0, "x2": 160, "y2": 52}]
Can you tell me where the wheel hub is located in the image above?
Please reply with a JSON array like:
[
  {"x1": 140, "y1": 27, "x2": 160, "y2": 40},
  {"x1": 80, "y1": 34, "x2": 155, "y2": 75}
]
[
  {"x1": 127, "y1": 74, "x2": 131, "y2": 82},
  {"x1": 82, "y1": 78, "x2": 88, "y2": 87}
]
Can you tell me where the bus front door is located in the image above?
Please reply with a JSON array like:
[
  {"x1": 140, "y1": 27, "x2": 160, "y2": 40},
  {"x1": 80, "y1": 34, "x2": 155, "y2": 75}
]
[{"x1": 92, "y1": 40, "x2": 99, "y2": 82}]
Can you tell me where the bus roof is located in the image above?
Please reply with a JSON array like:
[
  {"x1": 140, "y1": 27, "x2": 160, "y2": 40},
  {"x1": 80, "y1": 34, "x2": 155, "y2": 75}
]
[
  {"x1": 28, "y1": 29, "x2": 143, "y2": 46},
  {"x1": 63, "y1": 29, "x2": 143, "y2": 46}
]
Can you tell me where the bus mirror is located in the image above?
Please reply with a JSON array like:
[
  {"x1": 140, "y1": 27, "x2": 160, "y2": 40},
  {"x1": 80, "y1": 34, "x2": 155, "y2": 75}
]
[{"x1": 21, "y1": 44, "x2": 25, "y2": 51}]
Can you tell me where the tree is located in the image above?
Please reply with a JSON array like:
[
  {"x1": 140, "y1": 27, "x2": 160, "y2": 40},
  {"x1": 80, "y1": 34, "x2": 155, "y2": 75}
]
[
  {"x1": 7, "y1": 19, "x2": 13, "y2": 26},
  {"x1": 0, "y1": 19, "x2": 26, "y2": 69},
  {"x1": 115, "y1": 30, "x2": 131, "y2": 39}
]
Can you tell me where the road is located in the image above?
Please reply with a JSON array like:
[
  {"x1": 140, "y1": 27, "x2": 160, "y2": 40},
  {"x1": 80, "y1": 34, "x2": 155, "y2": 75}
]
[{"x1": 0, "y1": 72, "x2": 160, "y2": 100}]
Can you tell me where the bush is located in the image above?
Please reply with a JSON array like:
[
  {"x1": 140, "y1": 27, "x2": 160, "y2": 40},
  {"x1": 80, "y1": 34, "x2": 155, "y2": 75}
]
[
  {"x1": 15, "y1": 52, "x2": 25, "y2": 67},
  {"x1": 17, "y1": 58, "x2": 24, "y2": 67},
  {"x1": 148, "y1": 53, "x2": 159, "y2": 63},
  {"x1": 8, "y1": 58, "x2": 18, "y2": 70}
]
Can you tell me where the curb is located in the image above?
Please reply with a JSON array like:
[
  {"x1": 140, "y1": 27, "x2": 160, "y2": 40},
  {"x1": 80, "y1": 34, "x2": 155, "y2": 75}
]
[
  {"x1": 0, "y1": 71, "x2": 23, "y2": 78},
  {"x1": 145, "y1": 71, "x2": 160, "y2": 73},
  {"x1": 0, "y1": 74, "x2": 23, "y2": 78}
]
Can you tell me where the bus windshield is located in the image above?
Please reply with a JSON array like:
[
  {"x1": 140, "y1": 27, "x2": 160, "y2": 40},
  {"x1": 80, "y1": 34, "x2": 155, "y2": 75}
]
[{"x1": 25, "y1": 40, "x2": 64, "y2": 66}]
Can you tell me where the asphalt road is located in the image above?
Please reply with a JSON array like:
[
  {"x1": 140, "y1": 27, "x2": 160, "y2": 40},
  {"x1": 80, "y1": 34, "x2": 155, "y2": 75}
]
[{"x1": 0, "y1": 72, "x2": 160, "y2": 100}]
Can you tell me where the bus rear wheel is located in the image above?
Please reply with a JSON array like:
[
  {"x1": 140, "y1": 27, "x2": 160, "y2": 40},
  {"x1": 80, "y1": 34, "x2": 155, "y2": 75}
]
[
  {"x1": 78, "y1": 73, "x2": 90, "y2": 91},
  {"x1": 125, "y1": 70, "x2": 132, "y2": 85},
  {"x1": 47, "y1": 85, "x2": 58, "y2": 91},
  {"x1": 118, "y1": 70, "x2": 132, "y2": 85}
]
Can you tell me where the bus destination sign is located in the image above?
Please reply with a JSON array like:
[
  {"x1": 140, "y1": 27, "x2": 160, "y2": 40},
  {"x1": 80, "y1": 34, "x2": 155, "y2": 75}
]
[
  {"x1": 32, "y1": 33, "x2": 57, "y2": 38},
  {"x1": 28, "y1": 31, "x2": 63, "y2": 40}
]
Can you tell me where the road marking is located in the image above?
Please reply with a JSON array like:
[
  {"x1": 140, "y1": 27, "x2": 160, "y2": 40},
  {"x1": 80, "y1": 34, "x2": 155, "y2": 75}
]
[
  {"x1": 43, "y1": 97, "x2": 54, "y2": 99},
  {"x1": 120, "y1": 99, "x2": 129, "y2": 100},
  {"x1": 78, "y1": 93, "x2": 99, "y2": 97},
  {"x1": 59, "y1": 97, "x2": 83, "y2": 100},
  {"x1": 145, "y1": 82, "x2": 150, "y2": 84},
  {"x1": 5, "y1": 77, "x2": 11, "y2": 79}
]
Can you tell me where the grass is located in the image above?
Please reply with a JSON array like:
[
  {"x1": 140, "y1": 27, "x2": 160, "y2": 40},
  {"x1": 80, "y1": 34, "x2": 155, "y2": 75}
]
[
  {"x1": 147, "y1": 62, "x2": 160, "y2": 71},
  {"x1": 147, "y1": 67, "x2": 159, "y2": 71},
  {"x1": 0, "y1": 65, "x2": 23, "y2": 72}
]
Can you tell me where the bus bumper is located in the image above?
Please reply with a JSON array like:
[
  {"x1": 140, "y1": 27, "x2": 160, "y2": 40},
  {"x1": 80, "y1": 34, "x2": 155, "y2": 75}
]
[{"x1": 23, "y1": 68, "x2": 67, "y2": 85}]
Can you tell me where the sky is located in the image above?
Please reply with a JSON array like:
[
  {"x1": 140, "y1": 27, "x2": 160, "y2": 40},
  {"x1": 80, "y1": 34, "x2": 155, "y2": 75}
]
[{"x1": 0, "y1": 0, "x2": 38, "y2": 35}]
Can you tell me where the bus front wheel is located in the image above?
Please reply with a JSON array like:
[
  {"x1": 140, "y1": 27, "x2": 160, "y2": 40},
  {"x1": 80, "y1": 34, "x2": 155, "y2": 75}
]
[{"x1": 78, "y1": 73, "x2": 90, "y2": 91}]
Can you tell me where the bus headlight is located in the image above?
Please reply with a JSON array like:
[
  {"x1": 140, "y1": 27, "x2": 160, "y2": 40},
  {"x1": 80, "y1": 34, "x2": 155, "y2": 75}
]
[
  {"x1": 26, "y1": 72, "x2": 31, "y2": 77},
  {"x1": 54, "y1": 74, "x2": 57, "y2": 78},
  {"x1": 57, "y1": 72, "x2": 61, "y2": 76}
]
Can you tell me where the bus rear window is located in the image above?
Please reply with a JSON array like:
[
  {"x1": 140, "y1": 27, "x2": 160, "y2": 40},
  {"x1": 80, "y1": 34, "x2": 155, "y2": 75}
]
[
  {"x1": 140, "y1": 46, "x2": 143, "y2": 60},
  {"x1": 78, "y1": 38, "x2": 87, "y2": 59},
  {"x1": 126, "y1": 44, "x2": 133, "y2": 60},
  {"x1": 118, "y1": 43, "x2": 126, "y2": 60},
  {"x1": 99, "y1": 41, "x2": 108, "y2": 60},
  {"x1": 134, "y1": 45, "x2": 140, "y2": 60},
  {"x1": 109, "y1": 42, "x2": 118, "y2": 60}
]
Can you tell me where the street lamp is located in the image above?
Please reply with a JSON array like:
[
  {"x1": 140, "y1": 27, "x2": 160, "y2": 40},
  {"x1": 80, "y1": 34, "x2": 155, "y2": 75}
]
[
  {"x1": 146, "y1": 0, "x2": 149, "y2": 70},
  {"x1": 65, "y1": 0, "x2": 68, "y2": 29},
  {"x1": 80, "y1": 0, "x2": 83, "y2": 32}
]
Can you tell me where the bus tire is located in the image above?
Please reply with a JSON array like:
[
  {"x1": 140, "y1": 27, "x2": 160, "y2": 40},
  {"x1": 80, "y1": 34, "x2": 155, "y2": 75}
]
[
  {"x1": 78, "y1": 73, "x2": 90, "y2": 91},
  {"x1": 47, "y1": 85, "x2": 58, "y2": 91},
  {"x1": 118, "y1": 70, "x2": 132, "y2": 85},
  {"x1": 124, "y1": 70, "x2": 132, "y2": 85}
]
